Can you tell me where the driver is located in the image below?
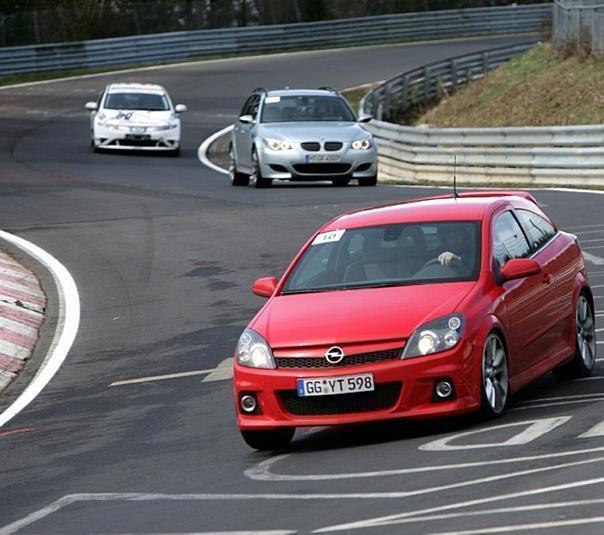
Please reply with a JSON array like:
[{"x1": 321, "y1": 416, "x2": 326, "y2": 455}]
[{"x1": 437, "y1": 225, "x2": 473, "y2": 273}]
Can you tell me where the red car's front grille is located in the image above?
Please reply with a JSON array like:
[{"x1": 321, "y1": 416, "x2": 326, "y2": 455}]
[
  {"x1": 278, "y1": 382, "x2": 401, "y2": 416},
  {"x1": 274, "y1": 348, "x2": 402, "y2": 369}
]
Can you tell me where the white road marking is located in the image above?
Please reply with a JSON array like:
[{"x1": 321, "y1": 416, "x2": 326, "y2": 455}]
[
  {"x1": 431, "y1": 516, "x2": 604, "y2": 535},
  {"x1": 246, "y1": 443, "x2": 604, "y2": 483},
  {"x1": 512, "y1": 396, "x2": 604, "y2": 410},
  {"x1": 109, "y1": 369, "x2": 215, "y2": 387},
  {"x1": 3, "y1": 456, "x2": 604, "y2": 535},
  {"x1": 566, "y1": 223, "x2": 604, "y2": 231},
  {"x1": 515, "y1": 393, "x2": 604, "y2": 405},
  {"x1": 197, "y1": 125, "x2": 233, "y2": 175},
  {"x1": 584, "y1": 252, "x2": 604, "y2": 266},
  {"x1": 320, "y1": 498, "x2": 604, "y2": 530},
  {"x1": 592, "y1": 285, "x2": 604, "y2": 290},
  {"x1": 314, "y1": 474, "x2": 604, "y2": 532},
  {"x1": 418, "y1": 417, "x2": 569, "y2": 451},
  {"x1": 0, "y1": 231, "x2": 80, "y2": 429},
  {"x1": 201, "y1": 357, "x2": 233, "y2": 382},
  {"x1": 0, "y1": 339, "x2": 31, "y2": 360},
  {"x1": 579, "y1": 421, "x2": 604, "y2": 438}
]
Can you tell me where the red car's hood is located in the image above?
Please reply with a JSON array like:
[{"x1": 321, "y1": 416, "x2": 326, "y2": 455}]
[{"x1": 250, "y1": 282, "x2": 475, "y2": 349}]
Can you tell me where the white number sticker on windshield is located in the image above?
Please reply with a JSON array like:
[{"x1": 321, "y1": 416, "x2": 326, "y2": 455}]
[
  {"x1": 264, "y1": 96, "x2": 281, "y2": 103},
  {"x1": 312, "y1": 229, "x2": 345, "y2": 245}
]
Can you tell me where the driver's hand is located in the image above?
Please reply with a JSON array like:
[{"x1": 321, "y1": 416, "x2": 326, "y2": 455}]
[{"x1": 438, "y1": 252, "x2": 460, "y2": 266}]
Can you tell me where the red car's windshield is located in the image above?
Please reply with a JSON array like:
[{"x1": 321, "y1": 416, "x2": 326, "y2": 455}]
[{"x1": 283, "y1": 221, "x2": 481, "y2": 294}]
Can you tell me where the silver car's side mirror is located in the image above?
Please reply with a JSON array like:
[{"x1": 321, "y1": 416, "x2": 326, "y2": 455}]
[
  {"x1": 239, "y1": 114, "x2": 254, "y2": 124},
  {"x1": 175, "y1": 104, "x2": 187, "y2": 113},
  {"x1": 85, "y1": 102, "x2": 98, "y2": 111},
  {"x1": 358, "y1": 114, "x2": 372, "y2": 123}
]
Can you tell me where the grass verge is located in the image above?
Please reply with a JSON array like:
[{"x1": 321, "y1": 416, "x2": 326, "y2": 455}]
[{"x1": 415, "y1": 42, "x2": 604, "y2": 127}]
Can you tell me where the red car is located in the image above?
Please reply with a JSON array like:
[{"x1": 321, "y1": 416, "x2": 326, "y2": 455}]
[{"x1": 233, "y1": 191, "x2": 597, "y2": 450}]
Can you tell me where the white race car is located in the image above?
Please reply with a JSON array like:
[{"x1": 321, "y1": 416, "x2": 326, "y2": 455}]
[{"x1": 85, "y1": 83, "x2": 186, "y2": 155}]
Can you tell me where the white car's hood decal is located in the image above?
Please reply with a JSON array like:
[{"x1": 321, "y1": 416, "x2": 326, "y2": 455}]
[{"x1": 105, "y1": 110, "x2": 174, "y2": 125}]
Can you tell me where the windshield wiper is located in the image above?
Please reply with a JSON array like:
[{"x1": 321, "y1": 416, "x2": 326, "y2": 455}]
[{"x1": 281, "y1": 281, "x2": 408, "y2": 294}]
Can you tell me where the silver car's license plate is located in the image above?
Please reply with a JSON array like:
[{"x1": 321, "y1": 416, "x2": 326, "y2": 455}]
[
  {"x1": 296, "y1": 373, "x2": 374, "y2": 397},
  {"x1": 305, "y1": 153, "x2": 341, "y2": 163}
]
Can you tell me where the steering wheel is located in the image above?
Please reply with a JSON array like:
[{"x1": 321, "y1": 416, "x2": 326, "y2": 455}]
[{"x1": 421, "y1": 257, "x2": 443, "y2": 269}]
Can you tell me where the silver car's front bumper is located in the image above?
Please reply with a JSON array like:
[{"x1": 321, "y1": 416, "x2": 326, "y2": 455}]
[{"x1": 257, "y1": 143, "x2": 377, "y2": 181}]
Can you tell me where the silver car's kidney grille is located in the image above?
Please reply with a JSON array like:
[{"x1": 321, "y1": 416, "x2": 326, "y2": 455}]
[
  {"x1": 301, "y1": 142, "x2": 320, "y2": 151},
  {"x1": 324, "y1": 141, "x2": 343, "y2": 151}
]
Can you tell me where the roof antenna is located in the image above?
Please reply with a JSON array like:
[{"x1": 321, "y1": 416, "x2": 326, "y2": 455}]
[{"x1": 453, "y1": 154, "x2": 459, "y2": 199}]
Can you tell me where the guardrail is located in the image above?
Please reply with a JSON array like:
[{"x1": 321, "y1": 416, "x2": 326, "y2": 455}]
[
  {"x1": 553, "y1": 0, "x2": 604, "y2": 57},
  {"x1": 362, "y1": 42, "x2": 537, "y2": 122},
  {"x1": 361, "y1": 40, "x2": 604, "y2": 187},
  {"x1": 0, "y1": 3, "x2": 550, "y2": 78}
]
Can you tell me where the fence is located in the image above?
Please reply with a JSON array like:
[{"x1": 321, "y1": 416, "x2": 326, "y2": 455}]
[
  {"x1": 361, "y1": 41, "x2": 604, "y2": 187},
  {"x1": 0, "y1": 3, "x2": 551, "y2": 78},
  {"x1": 553, "y1": 0, "x2": 604, "y2": 56}
]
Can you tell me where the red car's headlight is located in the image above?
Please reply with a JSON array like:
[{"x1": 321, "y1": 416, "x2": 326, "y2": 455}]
[
  {"x1": 402, "y1": 314, "x2": 465, "y2": 359},
  {"x1": 236, "y1": 328, "x2": 276, "y2": 369}
]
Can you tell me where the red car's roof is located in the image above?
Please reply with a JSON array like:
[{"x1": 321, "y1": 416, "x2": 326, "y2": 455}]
[{"x1": 322, "y1": 191, "x2": 538, "y2": 231}]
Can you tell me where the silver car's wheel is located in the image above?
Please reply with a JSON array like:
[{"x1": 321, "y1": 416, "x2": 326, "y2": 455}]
[
  {"x1": 481, "y1": 333, "x2": 508, "y2": 417},
  {"x1": 229, "y1": 146, "x2": 249, "y2": 186},
  {"x1": 554, "y1": 292, "x2": 596, "y2": 379},
  {"x1": 250, "y1": 149, "x2": 271, "y2": 188}
]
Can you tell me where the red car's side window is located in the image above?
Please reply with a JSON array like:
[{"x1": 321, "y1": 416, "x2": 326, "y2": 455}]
[{"x1": 492, "y1": 211, "x2": 531, "y2": 268}]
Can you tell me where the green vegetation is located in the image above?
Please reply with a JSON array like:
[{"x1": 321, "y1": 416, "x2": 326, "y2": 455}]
[
  {"x1": 415, "y1": 43, "x2": 604, "y2": 127},
  {"x1": 341, "y1": 84, "x2": 376, "y2": 115}
]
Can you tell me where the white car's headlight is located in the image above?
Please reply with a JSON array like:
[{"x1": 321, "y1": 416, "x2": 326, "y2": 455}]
[
  {"x1": 151, "y1": 122, "x2": 179, "y2": 131},
  {"x1": 263, "y1": 138, "x2": 293, "y2": 151},
  {"x1": 352, "y1": 138, "x2": 372, "y2": 150},
  {"x1": 236, "y1": 328, "x2": 276, "y2": 369},
  {"x1": 402, "y1": 314, "x2": 465, "y2": 359}
]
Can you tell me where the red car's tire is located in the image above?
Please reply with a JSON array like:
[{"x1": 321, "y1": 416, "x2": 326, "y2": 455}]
[
  {"x1": 554, "y1": 292, "x2": 596, "y2": 380},
  {"x1": 480, "y1": 332, "x2": 509, "y2": 418}
]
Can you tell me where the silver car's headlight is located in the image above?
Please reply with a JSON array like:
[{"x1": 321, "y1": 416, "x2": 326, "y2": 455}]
[
  {"x1": 236, "y1": 328, "x2": 276, "y2": 369},
  {"x1": 352, "y1": 138, "x2": 372, "y2": 150},
  {"x1": 102, "y1": 121, "x2": 125, "y2": 130},
  {"x1": 263, "y1": 138, "x2": 293, "y2": 151},
  {"x1": 402, "y1": 314, "x2": 465, "y2": 359}
]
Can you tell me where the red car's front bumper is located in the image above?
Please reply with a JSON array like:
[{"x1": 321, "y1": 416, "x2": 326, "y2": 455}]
[{"x1": 234, "y1": 341, "x2": 481, "y2": 430}]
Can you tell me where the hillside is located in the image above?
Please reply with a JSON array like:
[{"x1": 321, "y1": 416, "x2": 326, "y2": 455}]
[{"x1": 414, "y1": 43, "x2": 604, "y2": 127}]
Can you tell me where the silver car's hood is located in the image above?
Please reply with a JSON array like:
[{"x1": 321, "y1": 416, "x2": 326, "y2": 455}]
[{"x1": 258, "y1": 122, "x2": 370, "y2": 142}]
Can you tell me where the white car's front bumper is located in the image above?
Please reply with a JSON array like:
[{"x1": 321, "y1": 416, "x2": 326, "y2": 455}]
[{"x1": 93, "y1": 124, "x2": 181, "y2": 151}]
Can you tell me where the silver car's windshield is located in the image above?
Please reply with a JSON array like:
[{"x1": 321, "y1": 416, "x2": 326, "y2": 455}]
[
  {"x1": 282, "y1": 222, "x2": 481, "y2": 294},
  {"x1": 261, "y1": 95, "x2": 355, "y2": 123},
  {"x1": 104, "y1": 92, "x2": 170, "y2": 111}
]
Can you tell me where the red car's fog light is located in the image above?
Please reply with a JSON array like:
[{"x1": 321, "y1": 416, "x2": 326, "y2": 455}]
[
  {"x1": 433, "y1": 379, "x2": 456, "y2": 402},
  {"x1": 239, "y1": 393, "x2": 261, "y2": 415}
]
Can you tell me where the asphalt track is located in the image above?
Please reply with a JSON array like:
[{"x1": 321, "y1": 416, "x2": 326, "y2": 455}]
[{"x1": 0, "y1": 35, "x2": 603, "y2": 534}]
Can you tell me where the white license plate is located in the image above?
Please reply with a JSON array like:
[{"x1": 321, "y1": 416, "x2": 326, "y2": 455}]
[
  {"x1": 296, "y1": 373, "x2": 374, "y2": 397},
  {"x1": 305, "y1": 154, "x2": 341, "y2": 163}
]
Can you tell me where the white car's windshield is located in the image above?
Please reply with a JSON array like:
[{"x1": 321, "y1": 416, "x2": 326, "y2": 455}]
[
  {"x1": 104, "y1": 92, "x2": 170, "y2": 111},
  {"x1": 283, "y1": 221, "x2": 481, "y2": 294},
  {"x1": 261, "y1": 95, "x2": 355, "y2": 123}
]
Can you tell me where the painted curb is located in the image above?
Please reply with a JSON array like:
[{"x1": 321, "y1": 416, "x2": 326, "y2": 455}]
[
  {"x1": 0, "y1": 231, "x2": 80, "y2": 429},
  {"x1": 0, "y1": 251, "x2": 46, "y2": 392}
]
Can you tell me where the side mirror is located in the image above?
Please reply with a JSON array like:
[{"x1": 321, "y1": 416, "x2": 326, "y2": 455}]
[
  {"x1": 175, "y1": 104, "x2": 187, "y2": 113},
  {"x1": 499, "y1": 258, "x2": 541, "y2": 282},
  {"x1": 252, "y1": 277, "x2": 277, "y2": 298},
  {"x1": 239, "y1": 114, "x2": 254, "y2": 124},
  {"x1": 85, "y1": 102, "x2": 98, "y2": 111},
  {"x1": 358, "y1": 114, "x2": 372, "y2": 123}
]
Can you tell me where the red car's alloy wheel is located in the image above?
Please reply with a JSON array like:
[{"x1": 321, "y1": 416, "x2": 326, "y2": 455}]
[{"x1": 481, "y1": 333, "x2": 509, "y2": 417}]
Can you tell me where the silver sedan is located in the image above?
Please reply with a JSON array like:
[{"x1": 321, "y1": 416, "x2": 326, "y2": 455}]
[{"x1": 229, "y1": 89, "x2": 378, "y2": 187}]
